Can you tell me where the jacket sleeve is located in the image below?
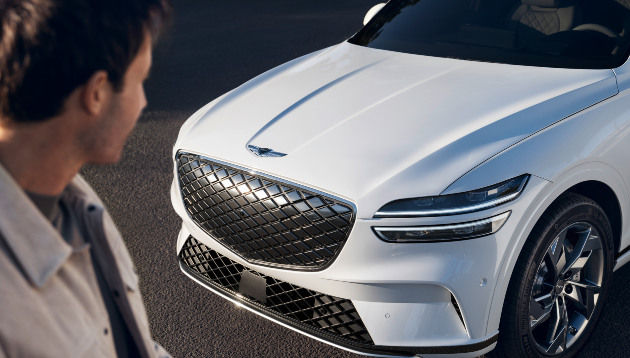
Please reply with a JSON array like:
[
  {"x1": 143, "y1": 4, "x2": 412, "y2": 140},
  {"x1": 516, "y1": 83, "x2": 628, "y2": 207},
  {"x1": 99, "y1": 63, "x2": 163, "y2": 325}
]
[{"x1": 153, "y1": 341, "x2": 172, "y2": 358}]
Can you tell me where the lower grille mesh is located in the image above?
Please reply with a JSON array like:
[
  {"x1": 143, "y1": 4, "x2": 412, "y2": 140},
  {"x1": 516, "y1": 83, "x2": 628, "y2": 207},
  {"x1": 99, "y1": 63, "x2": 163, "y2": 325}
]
[{"x1": 179, "y1": 236, "x2": 373, "y2": 345}]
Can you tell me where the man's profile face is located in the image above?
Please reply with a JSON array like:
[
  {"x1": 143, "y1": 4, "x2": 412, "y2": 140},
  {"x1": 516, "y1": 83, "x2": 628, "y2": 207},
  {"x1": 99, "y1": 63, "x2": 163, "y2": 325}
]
[{"x1": 86, "y1": 33, "x2": 153, "y2": 164}]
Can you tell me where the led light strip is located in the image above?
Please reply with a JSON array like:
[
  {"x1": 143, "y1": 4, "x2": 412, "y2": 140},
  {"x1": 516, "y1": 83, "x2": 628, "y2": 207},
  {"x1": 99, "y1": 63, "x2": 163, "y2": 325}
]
[
  {"x1": 374, "y1": 176, "x2": 529, "y2": 218},
  {"x1": 374, "y1": 193, "x2": 520, "y2": 217},
  {"x1": 373, "y1": 211, "x2": 511, "y2": 242}
]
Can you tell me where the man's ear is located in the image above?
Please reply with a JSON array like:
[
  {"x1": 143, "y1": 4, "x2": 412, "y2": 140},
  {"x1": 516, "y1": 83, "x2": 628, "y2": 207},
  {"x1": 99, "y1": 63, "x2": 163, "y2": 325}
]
[{"x1": 81, "y1": 70, "x2": 111, "y2": 116}]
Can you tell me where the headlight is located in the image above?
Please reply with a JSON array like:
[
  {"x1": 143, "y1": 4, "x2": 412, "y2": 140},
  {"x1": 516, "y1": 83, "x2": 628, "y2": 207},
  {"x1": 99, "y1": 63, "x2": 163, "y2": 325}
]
[
  {"x1": 374, "y1": 174, "x2": 529, "y2": 217},
  {"x1": 373, "y1": 211, "x2": 511, "y2": 242}
]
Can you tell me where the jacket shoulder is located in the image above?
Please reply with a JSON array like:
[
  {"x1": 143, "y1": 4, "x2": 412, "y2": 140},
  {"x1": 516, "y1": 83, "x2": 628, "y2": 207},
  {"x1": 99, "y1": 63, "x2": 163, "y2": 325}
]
[{"x1": 70, "y1": 175, "x2": 105, "y2": 207}]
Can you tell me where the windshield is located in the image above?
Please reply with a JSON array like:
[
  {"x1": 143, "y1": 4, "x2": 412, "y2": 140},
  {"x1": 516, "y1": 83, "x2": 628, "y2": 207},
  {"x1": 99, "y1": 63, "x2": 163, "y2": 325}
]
[{"x1": 349, "y1": 0, "x2": 630, "y2": 69}]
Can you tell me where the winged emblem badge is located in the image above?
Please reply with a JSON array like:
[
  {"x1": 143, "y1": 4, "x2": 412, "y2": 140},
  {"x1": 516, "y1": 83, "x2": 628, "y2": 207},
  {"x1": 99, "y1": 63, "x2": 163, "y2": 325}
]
[{"x1": 247, "y1": 145, "x2": 287, "y2": 157}]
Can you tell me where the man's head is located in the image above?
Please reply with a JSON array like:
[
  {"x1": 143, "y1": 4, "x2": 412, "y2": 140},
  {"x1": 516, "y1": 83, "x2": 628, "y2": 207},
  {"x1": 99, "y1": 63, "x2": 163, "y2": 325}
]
[
  {"x1": 77, "y1": 29, "x2": 154, "y2": 163},
  {"x1": 0, "y1": 0, "x2": 170, "y2": 121},
  {"x1": 0, "y1": 0, "x2": 170, "y2": 163}
]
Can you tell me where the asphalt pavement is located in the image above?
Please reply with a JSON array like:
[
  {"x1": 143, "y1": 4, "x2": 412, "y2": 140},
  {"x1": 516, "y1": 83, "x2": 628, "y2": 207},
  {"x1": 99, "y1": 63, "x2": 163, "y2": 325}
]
[{"x1": 81, "y1": 1, "x2": 630, "y2": 357}]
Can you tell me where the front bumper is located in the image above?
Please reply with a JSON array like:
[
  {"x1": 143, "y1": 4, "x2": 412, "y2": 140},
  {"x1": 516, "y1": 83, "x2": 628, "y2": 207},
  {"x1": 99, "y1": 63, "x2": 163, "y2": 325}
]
[
  {"x1": 172, "y1": 163, "x2": 549, "y2": 357},
  {"x1": 177, "y1": 230, "x2": 497, "y2": 358}
]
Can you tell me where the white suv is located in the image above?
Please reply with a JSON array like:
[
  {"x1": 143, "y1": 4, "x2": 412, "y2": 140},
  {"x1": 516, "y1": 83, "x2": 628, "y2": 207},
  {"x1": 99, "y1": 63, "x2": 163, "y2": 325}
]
[{"x1": 171, "y1": 0, "x2": 630, "y2": 356}]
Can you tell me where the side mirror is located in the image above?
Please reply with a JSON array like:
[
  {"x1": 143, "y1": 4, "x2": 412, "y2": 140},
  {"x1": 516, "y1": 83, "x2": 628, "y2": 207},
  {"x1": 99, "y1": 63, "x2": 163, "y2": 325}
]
[{"x1": 363, "y1": 3, "x2": 386, "y2": 26}]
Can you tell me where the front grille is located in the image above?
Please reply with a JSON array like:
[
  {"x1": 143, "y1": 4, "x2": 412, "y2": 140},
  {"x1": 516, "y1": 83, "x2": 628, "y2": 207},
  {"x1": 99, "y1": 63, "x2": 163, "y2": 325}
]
[
  {"x1": 179, "y1": 236, "x2": 373, "y2": 345},
  {"x1": 176, "y1": 152, "x2": 355, "y2": 270}
]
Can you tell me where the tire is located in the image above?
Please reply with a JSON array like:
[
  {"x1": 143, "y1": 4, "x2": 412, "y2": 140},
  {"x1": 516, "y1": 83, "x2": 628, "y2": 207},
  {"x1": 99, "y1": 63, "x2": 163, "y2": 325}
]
[{"x1": 491, "y1": 193, "x2": 615, "y2": 358}]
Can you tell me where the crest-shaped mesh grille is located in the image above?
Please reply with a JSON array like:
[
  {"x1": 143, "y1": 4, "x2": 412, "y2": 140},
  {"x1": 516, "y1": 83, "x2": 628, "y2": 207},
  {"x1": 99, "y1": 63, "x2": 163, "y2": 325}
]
[
  {"x1": 177, "y1": 153, "x2": 355, "y2": 270},
  {"x1": 179, "y1": 236, "x2": 373, "y2": 345}
]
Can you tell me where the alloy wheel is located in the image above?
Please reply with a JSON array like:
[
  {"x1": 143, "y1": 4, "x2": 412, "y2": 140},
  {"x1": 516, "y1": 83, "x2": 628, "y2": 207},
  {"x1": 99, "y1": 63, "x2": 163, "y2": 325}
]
[{"x1": 528, "y1": 222, "x2": 604, "y2": 355}]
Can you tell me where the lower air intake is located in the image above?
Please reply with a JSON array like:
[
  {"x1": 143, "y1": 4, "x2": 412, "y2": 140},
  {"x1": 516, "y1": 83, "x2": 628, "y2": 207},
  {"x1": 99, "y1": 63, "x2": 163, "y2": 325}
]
[{"x1": 179, "y1": 236, "x2": 373, "y2": 345}]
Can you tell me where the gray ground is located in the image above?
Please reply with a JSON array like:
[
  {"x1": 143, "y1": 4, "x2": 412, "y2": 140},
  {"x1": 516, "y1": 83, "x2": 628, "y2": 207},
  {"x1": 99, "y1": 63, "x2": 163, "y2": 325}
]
[{"x1": 81, "y1": 1, "x2": 630, "y2": 357}]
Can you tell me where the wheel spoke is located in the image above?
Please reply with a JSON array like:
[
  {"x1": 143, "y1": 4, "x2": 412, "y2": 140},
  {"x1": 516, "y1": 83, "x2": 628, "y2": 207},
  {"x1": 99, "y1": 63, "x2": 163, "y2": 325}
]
[
  {"x1": 547, "y1": 298, "x2": 562, "y2": 343},
  {"x1": 546, "y1": 324, "x2": 568, "y2": 354},
  {"x1": 565, "y1": 285, "x2": 588, "y2": 315},
  {"x1": 547, "y1": 236, "x2": 567, "y2": 280},
  {"x1": 561, "y1": 296, "x2": 569, "y2": 350},
  {"x1": 562, "y1": 227, "x2": 595, "y2": 275},
  {"x1": 567, "y1": 279, "x2": 601, "y2": 293},
  {"x1": 568, "y1": 254, "x2": 591, "y2": 272},
  {"x1": 567, "y1": 279, "x2": 600, "y2": 317},
  {"x1": 535, "y1": 292, "x2": 554, "y2": 305},
  {"x1": 546, "y1": 297, "x2": 569, "y2": 354},
  {"x1": 531, "y1": 306, "x2": 553, "y2": 329},
  {"x1": 583, "y1": 234, "x2": 602, "y2": 252},
  {"x1": 530, "y1": 293, "x2": 554, "y2": 329}
]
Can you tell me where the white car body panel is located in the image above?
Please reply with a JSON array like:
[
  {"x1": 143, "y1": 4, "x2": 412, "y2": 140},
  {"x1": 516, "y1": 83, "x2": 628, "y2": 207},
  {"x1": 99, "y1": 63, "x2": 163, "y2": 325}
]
[
  {"x1": 445, "y1": 80, "x2": 630, "y2": 335},
  {"x1": 172, "y1": 41, "x2": 630, "y2": 356},
  {"x1": 176, "y1": 43, "x2": 617, "y2": 217}
]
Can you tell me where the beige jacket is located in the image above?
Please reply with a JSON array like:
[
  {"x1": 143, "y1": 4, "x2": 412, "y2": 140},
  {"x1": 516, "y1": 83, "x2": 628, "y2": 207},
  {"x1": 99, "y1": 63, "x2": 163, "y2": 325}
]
[{"x1": 0, "y1": 164, "x2": 169, "y2": 358}]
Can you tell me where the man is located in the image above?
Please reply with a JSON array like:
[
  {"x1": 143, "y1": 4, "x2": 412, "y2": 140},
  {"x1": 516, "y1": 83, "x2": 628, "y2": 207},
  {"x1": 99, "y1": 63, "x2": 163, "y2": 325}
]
[{"x1": 0, "y1": 0, "x2": 171, "y2": 356}]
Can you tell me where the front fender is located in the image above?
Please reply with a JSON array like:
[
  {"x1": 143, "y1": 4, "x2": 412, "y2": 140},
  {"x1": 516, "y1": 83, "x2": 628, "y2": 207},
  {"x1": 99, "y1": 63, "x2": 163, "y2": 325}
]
[{"x1": 445, "y1": 111, "x2": 629, "y2": 335}]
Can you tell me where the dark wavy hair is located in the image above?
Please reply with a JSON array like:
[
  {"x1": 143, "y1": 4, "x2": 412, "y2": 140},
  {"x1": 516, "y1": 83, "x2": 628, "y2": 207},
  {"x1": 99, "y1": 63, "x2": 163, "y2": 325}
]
[{"x1": 0, "y1": 0, "x2": 171, "y2": 122}]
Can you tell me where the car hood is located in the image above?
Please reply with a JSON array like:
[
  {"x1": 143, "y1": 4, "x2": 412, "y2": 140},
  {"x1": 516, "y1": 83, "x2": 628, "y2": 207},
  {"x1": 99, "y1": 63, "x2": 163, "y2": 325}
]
[{"x1": 175, "y1": 42, "x2": 618, "y2": 218}]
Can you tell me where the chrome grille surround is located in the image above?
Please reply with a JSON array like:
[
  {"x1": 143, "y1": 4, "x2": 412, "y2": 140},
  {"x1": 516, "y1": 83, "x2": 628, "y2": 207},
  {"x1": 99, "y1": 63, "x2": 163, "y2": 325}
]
[{"x1": 176, "y1": 152, "x2": 356, "y2": 270}]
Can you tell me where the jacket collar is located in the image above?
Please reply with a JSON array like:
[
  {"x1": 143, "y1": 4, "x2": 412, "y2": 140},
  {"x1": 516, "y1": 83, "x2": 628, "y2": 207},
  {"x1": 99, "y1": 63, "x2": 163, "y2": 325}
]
[
  {"x1": 63, "y1": 175, "x2": 139, "y2": 293},
  {"x1": 0, "y1": 164, "x2": 138, "y2": 292},
  {"x1": 0, "y1": 164, "x2": 72, "y2": 287}
]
